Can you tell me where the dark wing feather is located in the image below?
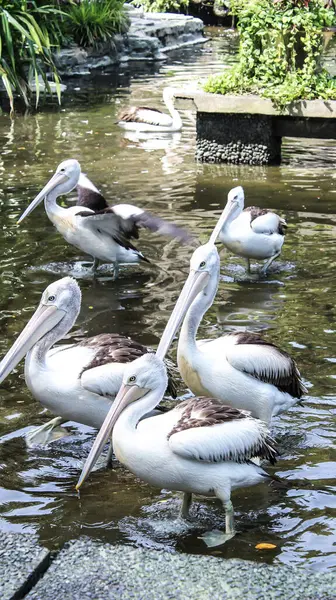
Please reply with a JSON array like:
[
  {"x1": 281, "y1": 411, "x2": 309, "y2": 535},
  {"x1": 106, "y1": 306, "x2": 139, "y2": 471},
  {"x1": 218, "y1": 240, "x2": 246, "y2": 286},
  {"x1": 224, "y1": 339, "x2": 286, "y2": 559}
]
[
  {"x1": 245, "y1": 206, "x2": 268, "y2": 221},
  {"x1": 79, "y1": 334, "x2": 177, "y2": 398},
  {"x1": 118, "y1": 106, "x2": 164, "y2": 123},
  {"x1": 132, "y1": 210, "x2": 193, "y2": 244},
  {"x1": 168, "y1": 397, "x2": 278, "y2": 464},
  {"x1": 76, "y1": 185, "x2": 108, "y2": 212},
  {"x1": 227, "y1": 332, "x2": 307, "y2": 398}
]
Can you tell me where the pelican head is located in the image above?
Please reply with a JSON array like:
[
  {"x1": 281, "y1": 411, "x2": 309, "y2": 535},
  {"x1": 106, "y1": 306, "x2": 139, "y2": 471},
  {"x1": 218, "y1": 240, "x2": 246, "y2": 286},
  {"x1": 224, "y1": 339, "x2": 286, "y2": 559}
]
[
  {"x1": 18, "y1": 159, "x2": 81, "y2": 224},
  {"x1": 0, "y1": 277, "x2": 81, "y2": 384},
  {"x1": 209, "y1": 185, "x2": 245, "y2": 244},
  {"x1": 76, "y1": 353, "x2": 167, "y2": 489},
  {"x1": 156, "y1": 242, "x2": 219, "y2": 360}
]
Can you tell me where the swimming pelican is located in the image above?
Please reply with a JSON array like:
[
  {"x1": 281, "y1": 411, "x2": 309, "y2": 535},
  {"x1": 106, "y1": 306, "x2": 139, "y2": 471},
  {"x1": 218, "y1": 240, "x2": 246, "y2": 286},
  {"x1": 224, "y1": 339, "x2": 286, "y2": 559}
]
[
  {"x1": 154, "y1": 208, "x2": 306, "y2": 425},
  {"x1": 17, "y1": 159, "x2": 190, "y2": 279},
  {"x1": 117, "y1": 87, "x2": 182, "y2": 133},
  {"x1": 0, "y1": 277, "x2": 176, "y2": 446},
  {"x1": 76, "y1": 353, "x2": 278, "y2": 546},
  {"x1": 218, "y1": 186, "x2": 287, "y2": 274}
]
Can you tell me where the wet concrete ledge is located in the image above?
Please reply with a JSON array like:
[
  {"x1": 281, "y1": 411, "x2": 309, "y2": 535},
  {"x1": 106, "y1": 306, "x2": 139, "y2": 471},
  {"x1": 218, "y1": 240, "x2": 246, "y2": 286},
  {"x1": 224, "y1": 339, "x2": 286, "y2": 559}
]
[
  {"x1": 172, "y1": 88, "x2": 336, "y2": 165},
  {"x1": 2, "y1": 533, "x2": 336, "y2": 600}
]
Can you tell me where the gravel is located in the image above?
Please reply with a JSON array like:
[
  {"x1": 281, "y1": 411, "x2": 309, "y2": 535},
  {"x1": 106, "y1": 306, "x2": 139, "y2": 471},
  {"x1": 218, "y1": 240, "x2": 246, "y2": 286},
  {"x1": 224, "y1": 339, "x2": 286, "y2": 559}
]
[{"x1": 26, "y1": 538, "x2": 336, "y2": 600}]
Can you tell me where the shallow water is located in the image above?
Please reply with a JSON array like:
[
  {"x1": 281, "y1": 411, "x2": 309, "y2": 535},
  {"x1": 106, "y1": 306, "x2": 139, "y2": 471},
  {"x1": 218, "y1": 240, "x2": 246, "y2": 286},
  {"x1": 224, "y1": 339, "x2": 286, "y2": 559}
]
[{"x1": 0, "y1": 29, "x2": 335, "y2": 571}]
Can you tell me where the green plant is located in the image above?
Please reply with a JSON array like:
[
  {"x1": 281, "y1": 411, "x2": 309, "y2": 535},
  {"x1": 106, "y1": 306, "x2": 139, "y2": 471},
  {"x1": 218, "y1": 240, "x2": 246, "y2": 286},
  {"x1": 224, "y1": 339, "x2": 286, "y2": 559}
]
[
  {"x1": 66, "y1": 0, "x2": 128, "y2": 47},
  {"x1": 0, "y1": 0, "x2": 63, "y2": 112},
  {"x1": 131, "y1": 0, "x2": 188, "y2": 14},
  {"x1": 204, "y1": 0, "x2": 336, "y2": 109}
]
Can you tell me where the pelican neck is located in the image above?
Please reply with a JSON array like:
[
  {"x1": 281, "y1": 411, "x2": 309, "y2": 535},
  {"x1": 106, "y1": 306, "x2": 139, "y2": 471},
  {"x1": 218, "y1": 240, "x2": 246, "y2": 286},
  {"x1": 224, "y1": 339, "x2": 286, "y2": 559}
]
[{"x1": 44, "y1": 189, "x2": 67, "y2": 220}]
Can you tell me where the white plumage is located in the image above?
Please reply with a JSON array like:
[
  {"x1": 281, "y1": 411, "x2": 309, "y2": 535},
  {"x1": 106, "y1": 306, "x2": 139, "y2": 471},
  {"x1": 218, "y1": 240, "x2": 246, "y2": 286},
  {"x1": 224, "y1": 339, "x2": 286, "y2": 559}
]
[
  {"x1": 117, "y1": 87, "x2": 182, "y2": 133},
  {"x1": 77, "y1": 354, "x2": 278, "y2": 545},
  {"x1": 218, "y1": 186, "x2": 287, "y2": 274}
]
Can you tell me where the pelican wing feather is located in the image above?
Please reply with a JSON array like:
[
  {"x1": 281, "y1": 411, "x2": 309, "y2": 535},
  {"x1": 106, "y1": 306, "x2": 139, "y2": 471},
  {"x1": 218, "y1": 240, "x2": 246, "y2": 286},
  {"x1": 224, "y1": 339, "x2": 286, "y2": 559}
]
[
  {"x1": 225, "y1": 332, "x2": 307, "y2": 398},
  {"x1": 247, "y1": 207, "x2": 287, "y2": 235},
  {"x1": 79, "y1": 334, "x2": 177, "y2": 398},
  {"x1": 118, "y1": 106, "x2": 173, "y2": 127},
  {"x1": 168, "y1": 397, "x2": 278, "y2": 464},
  {"x1": 75, "y1": 208, "x2": 143, "y2": 254}
]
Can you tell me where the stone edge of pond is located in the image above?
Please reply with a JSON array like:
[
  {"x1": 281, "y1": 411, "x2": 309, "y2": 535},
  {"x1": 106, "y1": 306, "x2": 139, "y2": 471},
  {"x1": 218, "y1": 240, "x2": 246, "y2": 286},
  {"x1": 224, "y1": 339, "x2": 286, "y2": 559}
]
[
  {"x1": 0, "y1": 531, "x2": 51, "y2": 600},
  {"x1": 172, "y1": 87, "x2": 336, "y2": 118},
  {"x1": 54, "y1": 10, "x2": 206, "y2": 78},
  {"x1": 1, "y1": 535, "x2": 332, "y2": 600}
]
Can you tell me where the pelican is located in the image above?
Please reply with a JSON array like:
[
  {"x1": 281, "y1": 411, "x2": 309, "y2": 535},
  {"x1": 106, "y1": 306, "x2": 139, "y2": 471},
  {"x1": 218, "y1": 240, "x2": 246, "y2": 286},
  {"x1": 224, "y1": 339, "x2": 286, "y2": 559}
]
[
  {"x1": 218, "y1": 186, "x2": 287, "y2": 274},
  {"x1": 0, "y1": 277, "x2": 176, "y2": 446},
  {"x1": 153, "y1": 207, "x2": 306, "y2": 425},
  {"x1": 117, "y1": 87, "x2": 182, "y2": 133},
  {"x1": 17, "y1": 159, "x2": 191, "y2": 279},
  {"x1": 76, "y1": 353, "x2": 278, "y2": 546}
]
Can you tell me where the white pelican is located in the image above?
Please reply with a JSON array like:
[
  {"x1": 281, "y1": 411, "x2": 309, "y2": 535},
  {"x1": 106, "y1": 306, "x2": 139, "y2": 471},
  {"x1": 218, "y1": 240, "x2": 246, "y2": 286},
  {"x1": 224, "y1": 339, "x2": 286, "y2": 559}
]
[
  {"x1": 154, "y1": 209, "x2": 306, "y2": 425},
  {"x1": 117, "y1": 87, "x2": 182, "y2": 133},
  {"x1": 76, "y1": 353, "x2": 278, "y2": 546},
  {"x1": 218, "y1": 186, "x2": 287, "y2": 274},
  {"x1": 0, "y1": 277, "x2": 176, "y2": 446},
  {"x1": 17, "y1": 159, "x2": 191, "y2": 279}
]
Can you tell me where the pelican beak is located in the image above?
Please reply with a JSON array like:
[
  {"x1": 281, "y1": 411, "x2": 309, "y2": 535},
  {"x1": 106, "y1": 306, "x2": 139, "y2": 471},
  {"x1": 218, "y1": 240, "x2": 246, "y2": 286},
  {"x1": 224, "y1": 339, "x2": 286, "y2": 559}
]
[
  {"x1": 156, "y1": 269, "x2": 209, "y2": 361},
  {"x1": 0, "y1": 304, "x2": 65, "y2": 383},
  {"x1": 76, "y1": 383, "x2": 148, "y2": 490},
  {"x1": 209, "y1": 199, "x2": 238, "y2": 245},
  {"x1": 17, "y1": 171, "x2": 69, "y2": 224}
]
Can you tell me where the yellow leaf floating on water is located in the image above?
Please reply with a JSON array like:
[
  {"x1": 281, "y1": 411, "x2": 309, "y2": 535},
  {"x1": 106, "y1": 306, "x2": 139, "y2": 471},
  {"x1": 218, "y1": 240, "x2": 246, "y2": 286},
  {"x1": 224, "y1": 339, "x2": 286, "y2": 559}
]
[{"x1": 255, "y1": 543, "x2": 277, "y2": 550}]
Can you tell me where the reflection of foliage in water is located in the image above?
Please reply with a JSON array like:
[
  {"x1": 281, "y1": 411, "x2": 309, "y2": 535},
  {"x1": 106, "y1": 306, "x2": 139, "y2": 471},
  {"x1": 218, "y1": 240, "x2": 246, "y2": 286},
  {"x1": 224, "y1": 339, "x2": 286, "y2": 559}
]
[{"x1": 205, "y1": 0, "x2": 336, "y2": 109}]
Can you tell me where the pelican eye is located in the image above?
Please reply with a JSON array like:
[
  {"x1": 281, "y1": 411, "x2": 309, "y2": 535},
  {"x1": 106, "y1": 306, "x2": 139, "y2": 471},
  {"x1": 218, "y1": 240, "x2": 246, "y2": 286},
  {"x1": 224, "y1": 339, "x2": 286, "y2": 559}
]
[
  {"x1": 199, "y1": 261, "x2": 206, "y2": 268},
  {"x1": 129, "y1": 375, "x2": 136, "y2": 383},
  {"x1": 48, "y1": 295, "x2": 55, "y2": 302}
]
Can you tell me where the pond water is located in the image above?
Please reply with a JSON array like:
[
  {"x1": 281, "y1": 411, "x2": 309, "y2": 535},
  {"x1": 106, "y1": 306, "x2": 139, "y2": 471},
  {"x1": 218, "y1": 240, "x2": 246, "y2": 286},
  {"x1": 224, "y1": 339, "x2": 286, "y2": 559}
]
[{"x1": 0, "y1": 29, "x2": 335, "y2": 572}]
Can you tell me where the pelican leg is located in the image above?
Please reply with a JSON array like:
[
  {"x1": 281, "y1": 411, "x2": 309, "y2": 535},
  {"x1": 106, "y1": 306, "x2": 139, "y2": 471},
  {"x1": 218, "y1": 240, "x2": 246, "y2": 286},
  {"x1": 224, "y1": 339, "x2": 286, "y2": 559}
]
[
  {"x1": 91, "y1": 257, "x2": 99, "y2": 273},
  {"x1": 26, "y1": 416, "x2": 65, "y2": 447},
  {"x1": 260, "y1": 252, "x2": 280, "y2": 275},
  {"x1": 106, "y1": 439, "x2": 114, "y2": 468},
  {"x1": 180, "y1": 492, "x2": 192, "y2": 519},
  {"x1": 246, "y1": 258, "x2": 251, "y2": 273},
  {"x1": 112, "y1": 262, "x2": 119, "y2": 281},
  {"x1": 199, "y1": 500, "x2": 236, "y2": 547}
]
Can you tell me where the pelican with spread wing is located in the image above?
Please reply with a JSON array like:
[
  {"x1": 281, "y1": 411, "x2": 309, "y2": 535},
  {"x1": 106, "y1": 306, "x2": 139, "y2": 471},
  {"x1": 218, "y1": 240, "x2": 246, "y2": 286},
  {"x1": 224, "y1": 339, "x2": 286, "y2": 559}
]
[{"x1": 18, "y1": 159, "x2": 191, "y2": 279}]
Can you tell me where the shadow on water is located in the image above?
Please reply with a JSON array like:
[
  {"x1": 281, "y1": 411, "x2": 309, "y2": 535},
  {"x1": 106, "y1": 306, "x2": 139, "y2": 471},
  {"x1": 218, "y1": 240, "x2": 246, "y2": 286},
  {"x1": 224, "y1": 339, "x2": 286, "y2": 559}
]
[{"x1": 0, "y1": 28, "x2": 335, "y2": 571}]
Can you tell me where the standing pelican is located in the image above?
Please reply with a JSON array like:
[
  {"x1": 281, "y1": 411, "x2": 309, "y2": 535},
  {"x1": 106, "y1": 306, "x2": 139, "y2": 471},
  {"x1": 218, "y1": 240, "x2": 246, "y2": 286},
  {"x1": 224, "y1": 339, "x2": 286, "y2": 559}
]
[
  {"x1": 155, "y1": 208, "x2": 306, "y2": 425},
  {"x1": 218, "y1": 186, "x2": 287, "y2": 274},
  {"x1": 0, "y1": 277, "x2": 176, "y2": 445},
  {"x1": 17, "y1": 159, "x2": 191, "y2": 279},
  {"x1": 117, "y1": 88, "x2": 182, "y2": 133},
  {"x1": 76, "y1": 353, "x2": 278, "y2": 546}
]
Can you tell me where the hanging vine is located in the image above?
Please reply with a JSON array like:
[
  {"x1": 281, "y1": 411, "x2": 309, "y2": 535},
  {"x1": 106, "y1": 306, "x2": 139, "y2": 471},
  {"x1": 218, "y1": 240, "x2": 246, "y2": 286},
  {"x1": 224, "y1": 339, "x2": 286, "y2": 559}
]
[{"x1": 204, "y1": 0, "x2": 336, "y2": 109}]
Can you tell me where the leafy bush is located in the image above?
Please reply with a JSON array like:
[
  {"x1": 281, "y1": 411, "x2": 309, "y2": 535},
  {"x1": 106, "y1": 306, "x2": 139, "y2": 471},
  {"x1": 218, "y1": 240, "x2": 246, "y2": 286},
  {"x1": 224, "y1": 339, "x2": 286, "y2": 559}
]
[
  {"x1": 0, "y1": 0, "x2": 62, "y2": 112},
  {"x1": 131, "y1": 0, "x2": 188, "y2": 14},
  {"x1": 66, "y1": 0, "x2": 128, "y2": 47},
  {"x1": 204, "y1": 0, "x2": 336, "y2": 109}
]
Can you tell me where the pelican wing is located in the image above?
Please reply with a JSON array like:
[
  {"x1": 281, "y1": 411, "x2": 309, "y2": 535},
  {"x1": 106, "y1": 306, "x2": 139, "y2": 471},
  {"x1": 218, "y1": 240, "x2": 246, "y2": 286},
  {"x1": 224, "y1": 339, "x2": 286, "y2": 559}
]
[
  {"x1": 168, "y1": 397, "x2": 278, "y2": 464},
  {"x1": 246, "y1": 207, "x2": 287, "y2": 235},
  {"x1": 76, "y1": 173, "x2": 108, "y2": 212},
  {"x1": 79, "y1": 334, "x2": 177, "y2": 398},
  {"x1": 118, "y1": 106, "x2": 173, "y2": 127},
  {"x1": 225, "y1": 332, "x2": 306, "y2": 397},
  {"x1": 75, "y1": 208, "x2": 143, "y2": 254}
]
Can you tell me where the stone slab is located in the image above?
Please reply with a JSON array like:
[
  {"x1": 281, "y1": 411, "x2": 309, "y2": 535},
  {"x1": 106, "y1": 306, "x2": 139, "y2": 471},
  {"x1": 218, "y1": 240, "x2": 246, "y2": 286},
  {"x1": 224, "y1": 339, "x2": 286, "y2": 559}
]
[
  {"x1": 172, "y1": 88, "x2": 336, "y2": 119},
  {"x1": 0, "y1": 532, "x2": 50, "y2": 600},
  {"x1": 26, "y1": 538, "x2": 336, "y2": 600}
]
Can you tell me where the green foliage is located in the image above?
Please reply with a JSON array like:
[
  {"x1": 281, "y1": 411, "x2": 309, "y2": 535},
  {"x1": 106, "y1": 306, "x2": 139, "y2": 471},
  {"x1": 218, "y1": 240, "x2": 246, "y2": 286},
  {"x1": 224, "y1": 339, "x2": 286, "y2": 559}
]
[
  {"x1": 65, "y1": 0, "x2": 128, "y2": 47},
  {"x1": 0, "y1": 0, "x2": 62, "y2": 113},
  {"x1": 131, "y1": 0, "x2": 188, "y2": 14},
  {"x1": 204, "y1": 0, "x2": 336, "y2": 109}
]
